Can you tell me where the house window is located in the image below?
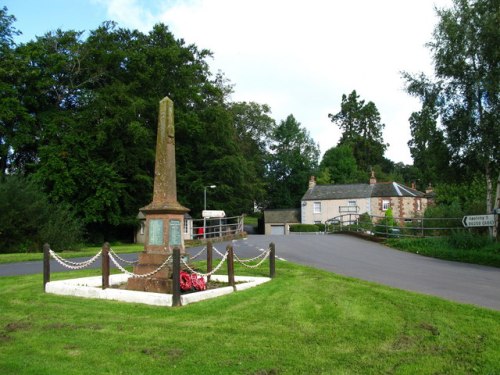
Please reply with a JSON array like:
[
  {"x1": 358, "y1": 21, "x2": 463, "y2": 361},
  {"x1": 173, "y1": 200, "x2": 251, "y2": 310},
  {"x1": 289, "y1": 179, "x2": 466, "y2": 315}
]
[
  {"x1": 140, "y1": 222, "x2": 145, "y2": 235},
  {"x1": 184, "y1": 219, "x2": 189, "y2": 234},
  {"x1": 416, "y1": 199, "x2": 421, "y2": 211},
  {"x1": 348, "y1": 200, "x2": 356, "y2": 207},
  {"x1": 382, "y1": 200, "x2": 390, "y2": 211},
  {"x1": 313, "y1": 202, "x2": 321, "y2": 214}
]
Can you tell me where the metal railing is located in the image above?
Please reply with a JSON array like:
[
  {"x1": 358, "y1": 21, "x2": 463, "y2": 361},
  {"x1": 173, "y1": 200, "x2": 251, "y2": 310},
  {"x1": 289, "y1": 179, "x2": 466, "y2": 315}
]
[
  {"x1": 191, "y1": 215, "x2": 244, "y2": 240},
  {"x1": 324, "y1": 213, "x2": 468, "y2": 238}
]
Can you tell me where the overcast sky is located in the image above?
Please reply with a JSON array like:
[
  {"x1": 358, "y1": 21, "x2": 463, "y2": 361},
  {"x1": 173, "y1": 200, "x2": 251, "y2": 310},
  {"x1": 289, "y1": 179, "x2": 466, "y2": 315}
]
[{"x1": 5, "y1": 0, "x2": 453, "y2": 164}]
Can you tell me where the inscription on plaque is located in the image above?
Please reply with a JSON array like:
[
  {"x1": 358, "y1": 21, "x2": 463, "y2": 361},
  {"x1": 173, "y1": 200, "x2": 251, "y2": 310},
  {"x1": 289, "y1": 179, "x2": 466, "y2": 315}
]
[
  {"x1": 169, "y1": 219, "x2": 181, "y2": 246},
  {"x1": 149, "y1": 219, "x2": 164, "y2": 245}
]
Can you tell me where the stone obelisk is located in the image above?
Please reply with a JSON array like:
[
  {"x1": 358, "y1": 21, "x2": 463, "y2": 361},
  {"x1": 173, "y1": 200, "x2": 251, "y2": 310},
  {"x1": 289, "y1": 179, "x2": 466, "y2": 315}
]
[{"x1": 127, "y1": 96, "x2": 189, "y2": 293}]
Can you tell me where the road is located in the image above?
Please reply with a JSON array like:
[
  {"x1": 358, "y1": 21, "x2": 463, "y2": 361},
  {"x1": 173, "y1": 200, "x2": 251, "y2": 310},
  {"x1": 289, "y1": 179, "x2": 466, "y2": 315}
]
[{"x1": 1, "y1": 234, "x2": 499, "y2": 311}]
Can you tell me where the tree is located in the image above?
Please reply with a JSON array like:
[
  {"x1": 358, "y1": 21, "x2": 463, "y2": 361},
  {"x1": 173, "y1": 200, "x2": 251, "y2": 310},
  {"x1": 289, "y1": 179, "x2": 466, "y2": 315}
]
[
  {"x1": 403, "y1": 73, "x2": 452, "y2": 184},
  {"x1": 404, "y1": 0, "x2": 499, "y2": 213},
  {"x1": 328, "y1": 90, "x2": 388, "y2": 172},
  {"x1": 266, "y1": 114, "x2": 319, "y2": 208},
  {"x1": 229, "y1": 101, "x2": 276, "y2": 210},
  {"x1": 0, "y1": 175, "x2": 83, "y2": 252},
  {"x1": 319, "y1": 144, "x2": 364, "y2": 184}
]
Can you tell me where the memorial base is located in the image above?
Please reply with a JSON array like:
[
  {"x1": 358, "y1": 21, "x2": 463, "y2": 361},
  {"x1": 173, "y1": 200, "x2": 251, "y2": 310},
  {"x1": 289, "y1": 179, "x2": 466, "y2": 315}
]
[{"x1": 126, "y1": 252, "x2": 174, "y2": 293}]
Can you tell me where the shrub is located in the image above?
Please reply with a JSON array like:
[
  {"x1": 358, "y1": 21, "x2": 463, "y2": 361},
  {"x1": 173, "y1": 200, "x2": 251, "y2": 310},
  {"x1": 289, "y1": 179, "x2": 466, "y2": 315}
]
[
  {"x1": 447, "y1": 230, "x2": 492, "y2": 250},
  {"x1": 289, "y1": 224, "x2": 321, "y2": 232},
  {"x1": 0, "y1": 176, "x2": 83, "y2": 253}
]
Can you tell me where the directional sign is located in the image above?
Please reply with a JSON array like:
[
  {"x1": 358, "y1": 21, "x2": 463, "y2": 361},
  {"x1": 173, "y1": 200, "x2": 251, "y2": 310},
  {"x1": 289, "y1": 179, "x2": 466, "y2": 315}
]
[{"x1": 462, "y1": 214, "x2": 495, "y2": 227}]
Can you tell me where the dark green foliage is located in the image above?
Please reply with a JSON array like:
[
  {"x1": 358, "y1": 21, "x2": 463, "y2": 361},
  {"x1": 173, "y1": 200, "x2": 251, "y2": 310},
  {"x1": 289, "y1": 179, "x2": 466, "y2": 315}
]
[
  {"x1": 319, "y1": 144, "x2": 365, "y2": 184},
  {"x1": 403, "y1": 0, "x2": 500, "y2": 211},
  {"x1": 289, "y1": 224, "x2": 324, "y2": 232},
  {"x1": 387, "y1": 237, "x2": 500, "y2": 267},
  {"x1": 447, "y1": 230, "x2": 493, "y2": 250},
  {"x1": 0, "y1": 175, "x2": 83, "y2": 253},
  {"x1": 328, "y1": 90, "x2": 387, "y2": 173},
  {"x1": 266, "y1": 115, "x2": 320, "y2": 209}
]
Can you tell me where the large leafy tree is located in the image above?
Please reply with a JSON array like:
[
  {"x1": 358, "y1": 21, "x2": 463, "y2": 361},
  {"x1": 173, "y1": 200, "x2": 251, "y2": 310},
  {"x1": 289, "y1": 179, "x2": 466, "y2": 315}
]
[
  {"x1": 229, "y1": 101, "x2": 276, "y2": 209},
  {"x1": 319, "y1": 144, "x2": 364, "y2": 184},
  {"x1": 3, "y1": 17, "x2": 259, "y2": 240},
  {"x1": 404, "y1": 0, "x2": 499, "y2": 213},
  {"x1": 403, "y1": 73, "x2": 452, "y2": 184},
  {"x1": 328, "y1": 90, "x2": 388, "y2": 173},
  {"x1": 266, "y1": 114, "x2": 319, "y2": 208}
]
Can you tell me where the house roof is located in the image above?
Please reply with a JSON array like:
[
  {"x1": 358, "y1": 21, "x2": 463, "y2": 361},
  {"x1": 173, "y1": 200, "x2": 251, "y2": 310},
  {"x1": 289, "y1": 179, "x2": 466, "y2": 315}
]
[
  {"x1": 302, "y1": 182, "x2": 425, "y2": 201},
  {"x1": 264, "y1": 209, "x2": 301, "y2": 223}
]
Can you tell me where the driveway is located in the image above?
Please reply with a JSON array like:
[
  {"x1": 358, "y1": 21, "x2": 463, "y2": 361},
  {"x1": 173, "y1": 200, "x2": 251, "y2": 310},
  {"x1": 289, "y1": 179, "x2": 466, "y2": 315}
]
[{"x1": 1, "y1": 234, "x2": 499, "y2": 311}]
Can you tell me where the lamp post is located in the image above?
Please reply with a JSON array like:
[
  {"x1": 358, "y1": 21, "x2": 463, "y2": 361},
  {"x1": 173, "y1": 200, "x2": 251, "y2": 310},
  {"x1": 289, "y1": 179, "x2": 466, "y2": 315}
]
[{"x1": 203, "y1": 185, "x2": 216, "y2": 239}]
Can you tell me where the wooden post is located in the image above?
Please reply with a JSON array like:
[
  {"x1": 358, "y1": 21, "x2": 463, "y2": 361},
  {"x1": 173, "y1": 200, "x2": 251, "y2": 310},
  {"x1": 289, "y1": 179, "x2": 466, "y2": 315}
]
[
  {"x1": 269, "y1": 242, "x2": 276, "y2": 279},
  {"x1": 207, "y1": 241, "x2": 213, "y2": 283},
  {"x1": 172, "y1": 247, "x2": 181, "y2": 307},
  {"x1": 101, "y1": 242, "x2": 110, "y2": 290},
  {"x1": 226, "y1": 245, "x2": 235, "y2": 290},
  {"x1": 43, "y1": 243, "x2": 50, "y2": 291}
]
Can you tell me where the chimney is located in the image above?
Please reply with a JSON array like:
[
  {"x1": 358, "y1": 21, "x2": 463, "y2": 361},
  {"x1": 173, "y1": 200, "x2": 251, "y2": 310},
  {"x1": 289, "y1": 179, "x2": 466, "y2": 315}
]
[
  {"x1": 369, "y1": 170, "x2": 377, "y2": 185},
  {"x1": 411, "y1": 181, "x2": 416, "y2": 189},
  {"x1": 308, "y1": 176, "x2": 316, "y2": 189},
  {"x1": 425, "y1": 183, "x2": 433, "y2": 194}
]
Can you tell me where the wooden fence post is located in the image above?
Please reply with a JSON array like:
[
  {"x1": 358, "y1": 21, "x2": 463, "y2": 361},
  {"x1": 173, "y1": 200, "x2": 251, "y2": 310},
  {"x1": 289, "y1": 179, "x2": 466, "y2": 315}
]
[
  {"x1": 226, "y1": 245, "x2": 235, "y2": 290},
  {"x1": 269, "y1": 242, "x2": 276, "y2": 279},
  {"x1": 43, "y1": 243, "x2": 50, "y2": 291},
  {"x1": 207, "y1": 241, "x2": 213, "y2": 283},
  {"x1": 101, "y1": 242, "x2": 110, "y2": 290},
  {"x1": 172, "y1": 248, "x2": 181, "y2": 307}
]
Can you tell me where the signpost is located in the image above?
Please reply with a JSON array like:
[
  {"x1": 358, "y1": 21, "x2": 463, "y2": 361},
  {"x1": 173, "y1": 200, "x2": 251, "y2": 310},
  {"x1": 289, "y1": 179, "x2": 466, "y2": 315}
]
[{"x1": 462, "y1": 214, "x2": 495, "y2": 228}]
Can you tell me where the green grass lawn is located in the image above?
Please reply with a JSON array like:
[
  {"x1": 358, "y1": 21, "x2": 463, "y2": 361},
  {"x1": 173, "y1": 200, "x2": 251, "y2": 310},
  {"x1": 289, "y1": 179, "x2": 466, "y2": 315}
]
[
  {"x1": 1, "y1": 261, "x2": 499, "y2": 374},
  {"x1": 0, "y1": 244, "x2": 144, "y2": 264},
  {"x1": 386, "y1": 237, "x2": 500, "y2": 268}
]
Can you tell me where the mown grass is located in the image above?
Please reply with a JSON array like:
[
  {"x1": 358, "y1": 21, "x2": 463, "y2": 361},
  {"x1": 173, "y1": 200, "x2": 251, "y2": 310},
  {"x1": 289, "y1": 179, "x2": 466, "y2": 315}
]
[
  {"x1": 386, "y1": 237, "x2": 500, "y2": 268},
  {"x1": 0, "y1": 244, "x2": 144, "y2": 264},
  {"x1": 1, "y1": 261, "x2": 499, "y2": 374}
]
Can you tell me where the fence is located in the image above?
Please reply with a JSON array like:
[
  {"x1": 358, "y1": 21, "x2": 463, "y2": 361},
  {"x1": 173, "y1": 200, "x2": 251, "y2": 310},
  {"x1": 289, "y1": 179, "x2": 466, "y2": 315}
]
[
  {"x1": 43, "y1": 241, "x2": 276, "y2": 307},
  {"x1": 191, "y1": 215, "x2": 244, "y2": 240},
  {"x1": 324, "y1": 213, "x2": 469, "y2": 238}
]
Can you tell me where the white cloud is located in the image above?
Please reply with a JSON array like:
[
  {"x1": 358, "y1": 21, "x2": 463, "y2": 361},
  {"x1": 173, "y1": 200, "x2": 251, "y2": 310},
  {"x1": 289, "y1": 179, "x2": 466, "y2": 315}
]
[{"x1": 99, "y1": 0, "x2": 454, "y2": 164}]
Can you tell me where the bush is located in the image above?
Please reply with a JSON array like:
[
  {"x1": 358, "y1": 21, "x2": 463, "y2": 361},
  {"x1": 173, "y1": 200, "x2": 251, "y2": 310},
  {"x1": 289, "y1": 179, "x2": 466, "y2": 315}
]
[
  {"x1": 289, "y1": 224, "x2": 322, "y2": 232},
  {"x1": 447, "y1": 230, "x2": 492, "y2": 250},
  {"x1": 0, "y1": 176, "x2": 83, "y2": 253}
]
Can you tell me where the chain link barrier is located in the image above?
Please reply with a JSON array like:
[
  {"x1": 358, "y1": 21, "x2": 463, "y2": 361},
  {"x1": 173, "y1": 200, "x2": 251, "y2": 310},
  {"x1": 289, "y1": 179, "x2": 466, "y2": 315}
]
[
  {"x1": 108, "y1": 252, "x2": 172, "y2": 279},
  {"x1": 189, "y1": 246, "x2": 207, "y2": 260},
  {"x1": 181, "y1": 249, "x2": 229, "y2": 277},
  {"x1": 49, "y1": 249, "x2": 102, "y2": 270},
  {"x1": 234, "y1": 247, "x2": 272, "y2": 269},
  {"x1": 109, "y1": 248, "x2": 138, "y2": 265}
]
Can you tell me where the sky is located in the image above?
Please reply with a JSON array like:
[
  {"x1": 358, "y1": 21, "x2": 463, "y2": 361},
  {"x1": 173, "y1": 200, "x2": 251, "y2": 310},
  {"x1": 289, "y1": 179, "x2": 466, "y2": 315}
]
[{"x1": 4, "y1": 0, "x2": 454, "y2": 165}]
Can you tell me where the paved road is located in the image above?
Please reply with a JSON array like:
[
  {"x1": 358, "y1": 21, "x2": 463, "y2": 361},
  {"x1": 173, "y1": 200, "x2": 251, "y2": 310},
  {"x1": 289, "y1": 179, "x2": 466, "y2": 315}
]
[{"x1": 1, "y1": 234, "x2": 499, "y2": 311}]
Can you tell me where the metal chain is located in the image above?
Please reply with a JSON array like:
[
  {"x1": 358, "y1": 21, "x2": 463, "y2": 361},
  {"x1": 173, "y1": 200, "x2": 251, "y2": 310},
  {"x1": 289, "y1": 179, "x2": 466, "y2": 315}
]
[
  {"x1": 189, "y1": 246, "x2": 207, "y2": 260},
  {"x1": 180, "y1": 250, "x2": 229, "y2": 277},
  {"x1": 109, "y1": 248, "x2": 138, "y2": 265},
  {"x1": 234, "y1": 248, "x2": 272, "y2": 269},
  {"x1": 49, "y1": 249, "x2": 102, "y2": 270},
  {"x1": 108, "y1": 252, "x2": 172, "y2": 279},
  {"x1": 212, "y1": 246, "x2": 225, "y2": 257}
]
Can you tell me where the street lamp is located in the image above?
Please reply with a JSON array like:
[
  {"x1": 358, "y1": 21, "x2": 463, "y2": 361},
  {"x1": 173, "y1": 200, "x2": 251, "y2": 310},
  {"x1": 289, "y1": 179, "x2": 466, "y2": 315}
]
[
  {"x1": 203, "y1": 185, "x2": 216, "y2": 240},
  {"x1": 204, "y1": 185, "x2": 216, "y2": 211}
]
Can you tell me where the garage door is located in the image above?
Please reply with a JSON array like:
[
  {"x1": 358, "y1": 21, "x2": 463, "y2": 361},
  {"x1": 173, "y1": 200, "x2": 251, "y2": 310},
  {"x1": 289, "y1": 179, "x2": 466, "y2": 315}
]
[{"x1": 270, "y1": 225, "x2": 285, "y2": 235}]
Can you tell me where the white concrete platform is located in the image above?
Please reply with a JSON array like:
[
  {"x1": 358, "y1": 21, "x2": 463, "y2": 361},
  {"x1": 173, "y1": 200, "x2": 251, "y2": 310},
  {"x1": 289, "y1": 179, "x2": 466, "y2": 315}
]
[{"x1": 45, "y1": 274, "x2": 271, "y2": 307}]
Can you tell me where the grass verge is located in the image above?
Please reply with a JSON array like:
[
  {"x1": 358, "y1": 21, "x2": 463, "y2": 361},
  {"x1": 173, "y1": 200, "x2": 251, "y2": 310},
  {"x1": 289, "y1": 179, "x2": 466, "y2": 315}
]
[
  {"x1": 0, "y1": 244, "x2": 144, "y2": 264},
  {"x1": 1, "y1": 261, "x2": 499, "y2": 374},
  {"x1": 386, "y1": 237, "x2": 500, "y2": 268}
]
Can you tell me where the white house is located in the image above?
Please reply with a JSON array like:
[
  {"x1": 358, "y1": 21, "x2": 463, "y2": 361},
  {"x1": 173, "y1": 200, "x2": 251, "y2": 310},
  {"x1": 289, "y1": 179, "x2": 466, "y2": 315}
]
[{"x1": 301, "y1": 173, "x2": 431, "y2": 224}]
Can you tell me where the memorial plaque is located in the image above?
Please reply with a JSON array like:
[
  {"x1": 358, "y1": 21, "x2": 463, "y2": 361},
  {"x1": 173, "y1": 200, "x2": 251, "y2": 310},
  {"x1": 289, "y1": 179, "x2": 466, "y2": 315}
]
[
  {"x1": 169, "y1": 219, "x2": 182, "y2": 246},
  {"x1": 149, "y1": 219, "x2": 164, "y2": 245}
]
